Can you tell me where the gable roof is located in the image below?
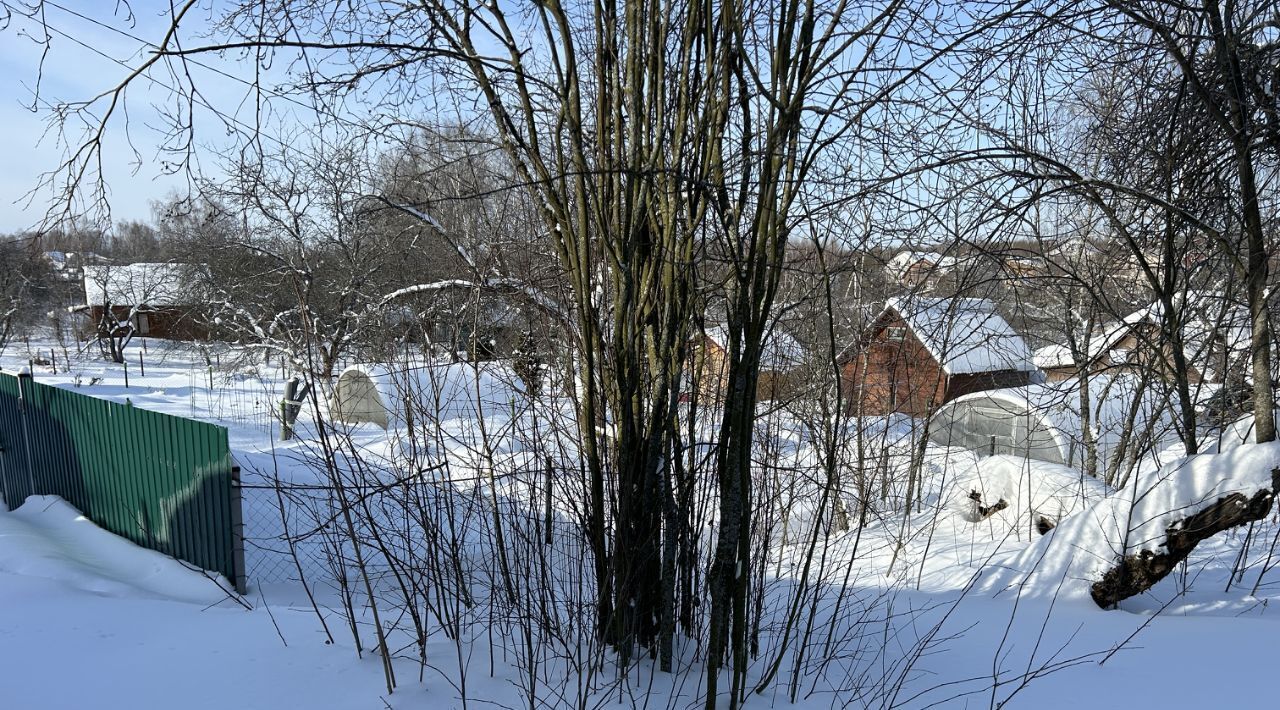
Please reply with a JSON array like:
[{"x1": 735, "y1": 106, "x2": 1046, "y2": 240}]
[
  {"x1": 702, "y1": 325, "x2": 806, "y2": 372},
  {"x1": 884, "y1": 296, "x2": 1035, "y2": 375},
  {"x1": 1044, "y1": 291, "x2": 1249, "y2": 375},
  {"x1": 83, "y1": 263, "x2": 203, "y2": 307}
]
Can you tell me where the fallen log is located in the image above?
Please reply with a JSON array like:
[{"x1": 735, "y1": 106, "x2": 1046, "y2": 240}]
[{"x1": 1090, "y1": 468, "x2": 1280, "y2": 608}]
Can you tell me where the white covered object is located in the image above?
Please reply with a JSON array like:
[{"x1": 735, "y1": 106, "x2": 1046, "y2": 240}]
[{"x1": 328, "y1": 361, "x2": 526, "y2": 428}]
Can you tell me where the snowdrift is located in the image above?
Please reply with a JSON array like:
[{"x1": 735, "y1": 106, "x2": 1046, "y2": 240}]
[
  {"x1": 0, "y1": 495, "x2": 236, "y2": 603},
  {"x1": 950, "y1": 455, "x2": 1109, "y2": 531},
  {"x1": 981, "y1": 442, "x2": 1280, "y2": 603}
]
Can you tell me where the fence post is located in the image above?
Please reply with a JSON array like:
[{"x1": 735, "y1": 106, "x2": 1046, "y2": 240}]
[
  {"x1": 0, "y1": 413, "x2": 9, "y2": 509},
  {"x1": 230, "y1": 460, "x2": 247, "y2": 594},
  {"x1": 544, "y1": 455, "x2": 554, "y2": 546},
  {"x1": 280, "y1": 376, "x2": 310, "y2": 442},
  {"x1": 17, "y1": 371, "x2": 36, "y2": 502},
  {"x1": 989, "y1": 435, "x2": 996, "y2": 457}
]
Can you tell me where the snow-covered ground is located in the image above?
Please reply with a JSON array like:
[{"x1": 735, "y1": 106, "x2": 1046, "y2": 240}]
[{"x1": 3, "y1": 334, "x2": 1280, "y2": 709}]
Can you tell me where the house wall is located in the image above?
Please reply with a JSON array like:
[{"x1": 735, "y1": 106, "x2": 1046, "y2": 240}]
[
  {"x1": 947, "y1": 370, "x2": 1034, "y2": 399},
  {"x1": 1043, "y1": 366, "x2": 1078, "y2": 383},
  {"x1": 840, "y1": 313, "x2": 947, "y2": 417},
  {"x1": 88, "y1": 305, "x2": 207, "y2": 341},
  {"x1": 687, "y1": 335, "x2": 797, "y2": 404}
]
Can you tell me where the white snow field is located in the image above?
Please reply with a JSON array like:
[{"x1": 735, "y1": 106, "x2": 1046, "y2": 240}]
[{"x1": 3, "y1": 335, "x2": 1280, "y2": 709}]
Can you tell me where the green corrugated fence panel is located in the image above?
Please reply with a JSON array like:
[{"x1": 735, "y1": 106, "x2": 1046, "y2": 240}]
[
  {"x1": 0, "y1": 373, "x2": 33, "y2": 507},
  {"x1": 0, "y1": 372, "x2": 238, "y2": 582}
]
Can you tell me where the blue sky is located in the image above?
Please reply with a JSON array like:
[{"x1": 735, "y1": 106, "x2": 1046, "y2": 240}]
[{"x1": 0, "y1": 2, "x2": 255, "y2": 234}]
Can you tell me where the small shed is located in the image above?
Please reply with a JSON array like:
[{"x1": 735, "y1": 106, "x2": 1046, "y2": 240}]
[
  {"x1": 328, "y1": 361, "x2": 527, "y2": 428},
  {"x1": 840, "y1": 297, "x2": 1037, "y2": 416},
  {"x1": 687, "y1": 325, "x2": 805, "y2": 404},
  {"x1": 926, "y1": 374, "x2": 1175, "y2": 476},
  {"x1": 82, "y1": 263, "x2": 206, "y2": 340}
]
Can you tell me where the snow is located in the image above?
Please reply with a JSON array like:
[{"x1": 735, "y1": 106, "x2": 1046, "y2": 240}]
[
  {"x1": 82, "y1": 263, "x2": 204, "y2": 307},
  {"x1": 0, "y1": 495, "x2": 236, "y2": 603},
  {"x1": 5, "y1": 334, "x2": 1280, "y2": 709},
  {"x1": 952, "y1": 455, "x2": 1109, "y2": 531},
  {"x1": 984, "y1": 442, "x2": 1280, "y2": 601},
  {"x1": 887, "y1": 296, "x2": 1036, "y2": 374},
  {"x1": 1206, "y1": 409, "x2": 1280, "y2": 452},
  {"x1": 328, "y1": 360, "x2": 528, "y2": 428}
]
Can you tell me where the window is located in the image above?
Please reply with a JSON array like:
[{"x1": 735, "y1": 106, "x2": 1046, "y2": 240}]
[
  {"x1": 886, "y1": 326, "x2": 906, "y2": 342},
  {"x1": 136, "y1": 313, "x2": 151, "y2": 335}
]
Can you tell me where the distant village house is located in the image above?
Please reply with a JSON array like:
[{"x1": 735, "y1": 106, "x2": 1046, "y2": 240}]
[
  {"x1": 1033, "y1": 293, "x2": 1248, "y2": 385},
  {"x1": 82, "y1": 263, "x2": 207, "y2": 340},
  {"x1": 839, "y1": 297, "x2": 1038, "y2": 416},
  {"x1": 884, "y1": 251, "x2": 958, "y2": 289}
]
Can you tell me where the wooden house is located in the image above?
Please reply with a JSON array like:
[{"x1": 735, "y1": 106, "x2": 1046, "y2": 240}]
[
  {"x1": 839, "y1": 297, "x2": 1037, "y2": 416},
  {"x1": 1033, "y1": 293, "x2": 1247, "y2": 384},
  {"x1": 82, "y1": 263, "x2": 207, "y2": 340},
  {"x1": 884, "y1": 251, "x2": 957, "y2": 289},
  {"x1": 686, "y1": 325, "x2": 806, "y2": 404}
]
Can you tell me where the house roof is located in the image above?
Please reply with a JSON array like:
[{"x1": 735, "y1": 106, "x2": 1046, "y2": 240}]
[
  {"x1": 83, "y1": 263, "x2": 203, "y2": 307},
  {"x1": 1033, "y1": 344, "x2": 1074, "y2": 370},
  {"x1": 884, "y1": 296, "x2": 1035, "y2": 375},
  {"x1": 885, "y1": 250, "x2": 957, "y2": 281},
  {"x1": 703, "y1": 325, "x2": 806, "y2": 372},
  {"x1": 1044, "y1": 291, "x2": 1250, "y2": 375}
]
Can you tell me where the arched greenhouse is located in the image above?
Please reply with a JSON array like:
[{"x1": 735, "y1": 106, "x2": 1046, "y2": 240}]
[{"x1": 927, "y1": 374, "x2": 1176, "y2": 477}]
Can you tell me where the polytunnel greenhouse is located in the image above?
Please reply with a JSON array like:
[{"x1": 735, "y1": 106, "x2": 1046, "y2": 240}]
[{"x1": 927, "y1": 374, "x2": 1176, "y2": 477}]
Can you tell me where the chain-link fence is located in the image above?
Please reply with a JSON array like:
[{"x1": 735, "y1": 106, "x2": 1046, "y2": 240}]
[{"x1": 240, "y1": 481, "x2": 338, "y2": 587}]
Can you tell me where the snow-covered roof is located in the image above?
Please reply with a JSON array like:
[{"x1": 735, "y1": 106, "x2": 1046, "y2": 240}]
[
  {"x1": 886, "y1": 296, "x2": 1035, "y2": 375},
  {"x1": 82, "y1": 263, "x2": 203, "y2": 307},
  {"x1": 1032, "y1": 344, "x2": 1074, "y2": 370},
  {"x1": 703, "y1": 325, "x2": 806, "y2": 372},
  {"x1": 885, "y1": 250, "x2": 957, "y2": 281}
]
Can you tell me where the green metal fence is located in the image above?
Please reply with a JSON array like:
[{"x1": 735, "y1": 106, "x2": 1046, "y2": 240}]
[{"x1": 0, "y1": 371, "x2": 244, "y2": 590}]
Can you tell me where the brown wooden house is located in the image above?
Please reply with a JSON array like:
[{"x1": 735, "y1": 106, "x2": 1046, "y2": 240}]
[
  {"x1": 839, "y1": 297, "x2": 1037, "y2": 416},
  {"x1": 686, "y1": 325, "x2": 806, "y2": 404},
  {"x1": 82, "y1": 263, "x2": 207, "y2": 340}
]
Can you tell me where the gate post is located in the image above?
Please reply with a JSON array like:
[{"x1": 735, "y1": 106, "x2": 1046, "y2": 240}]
[{"x1": 229, "y1": 460, "x2": 247, "y2": 594}]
